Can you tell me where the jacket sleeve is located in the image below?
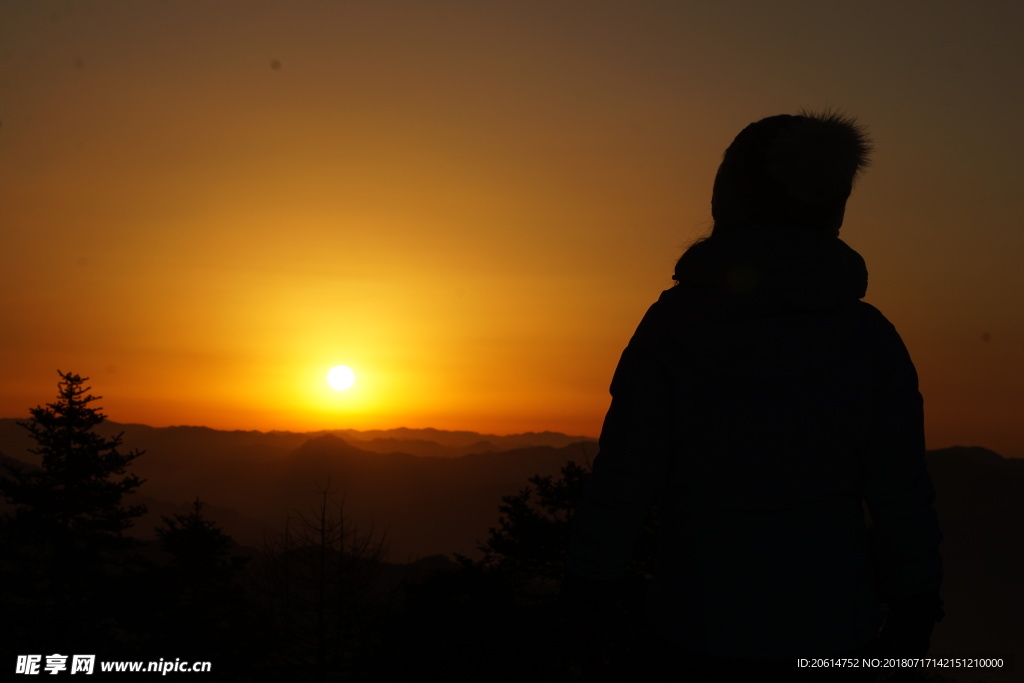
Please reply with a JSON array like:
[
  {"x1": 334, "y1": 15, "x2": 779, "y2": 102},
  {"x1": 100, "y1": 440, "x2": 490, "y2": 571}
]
[
  {"x1": 861, "y1": 307, "x2": 943, "y2": 602},
  {"x1": 567, "y1": 297, "x2": 675, "y2": 580}
]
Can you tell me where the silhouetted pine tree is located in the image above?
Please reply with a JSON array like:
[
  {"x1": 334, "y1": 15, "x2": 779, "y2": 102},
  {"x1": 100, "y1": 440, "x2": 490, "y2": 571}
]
[
  {"x1": 479, "y1": 460, "x2": 593, "y2": 584},
  {"x1": 378, "y1": 461, "x2": 625, "y2": 682},
  {"x1": 401, "y1": 459, "x2": 659, "y2": 681},
  {"x1": 0, "y1": 370, "x2": 146, "y2": 650},
  {"x1": 157, "y1": 497, "x2": 243, "y2": 579},
  {"x1": 151, "y1": 498, "x2": 252, "y2": 664},
  {"x1": 479, "y1": 459, "x2": 656, "y2": 587}
]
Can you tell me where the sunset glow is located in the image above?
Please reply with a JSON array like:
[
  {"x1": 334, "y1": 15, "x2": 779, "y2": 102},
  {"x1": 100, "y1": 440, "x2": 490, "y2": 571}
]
[{"x1": 0, "y1": 1, "x2": 1021, "y2": 457}]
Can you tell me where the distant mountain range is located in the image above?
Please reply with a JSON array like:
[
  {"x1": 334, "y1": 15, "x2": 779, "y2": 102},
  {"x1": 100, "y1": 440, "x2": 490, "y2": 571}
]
[
  {"x1": 0, "y1": 419, "x2": 598, "y2": 560},
  {"x1": 1, "y1": 420, "x2": 1020, "y2": 682},
  {"x1": 0, "y1": 418, "x2": 596, "y2": 460}
]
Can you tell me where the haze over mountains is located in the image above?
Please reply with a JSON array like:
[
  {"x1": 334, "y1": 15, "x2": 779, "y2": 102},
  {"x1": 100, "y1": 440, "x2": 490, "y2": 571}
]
[
  {"x1": 2, "y1": 419, "x2": 1021, "y2": 681},
  {"x1": 0, "y1": 419, "x2": 598, "y2": 561}
]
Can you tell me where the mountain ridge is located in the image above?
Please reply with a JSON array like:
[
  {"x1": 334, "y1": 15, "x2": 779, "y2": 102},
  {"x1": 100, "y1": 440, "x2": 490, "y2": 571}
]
[
  {"x1": 1, "y1": 419, "x2": 1019, "y2": 680},
  {"x1": 0, "y1": 418, "x2": 597, "y2": 462}
]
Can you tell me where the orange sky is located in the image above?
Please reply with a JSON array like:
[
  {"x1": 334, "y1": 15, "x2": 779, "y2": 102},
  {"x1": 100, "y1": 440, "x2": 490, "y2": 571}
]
[{"x1": 1, "y1": 1, "x2": 1022, "y2": 457}]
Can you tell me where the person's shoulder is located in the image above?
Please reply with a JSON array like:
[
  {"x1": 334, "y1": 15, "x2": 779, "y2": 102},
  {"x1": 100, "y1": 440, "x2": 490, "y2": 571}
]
[
  {"x1": 623, "y1": 285, "x2": 699, "y2": 352},
  {"x1": 653, "y1": 282, "x2": 720, "y2": 310},
  {"x1": 850, "y1": 301, "x2": 898, "y2": 330},
  {"x1": 631, "y1": 284, "x2": 691, "y2": 322},
  {"x1": 847, "y1": 302, "x2": 917, "y2": 364},
  {"x1": 643, "y1": 284, "x2": 716, "y2": 327}
]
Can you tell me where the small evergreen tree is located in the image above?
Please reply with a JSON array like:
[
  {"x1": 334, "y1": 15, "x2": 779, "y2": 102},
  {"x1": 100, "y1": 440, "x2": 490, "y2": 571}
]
[
  {"x1": 480, "y1": 460, "x2": 593, "y2": 583},
  {"x1": 156, "y1": 497, "x2": 243, "y2": 586},
  {"x1": 152, "y1": 498, "x2": 251, "y2": 662},
  {"x1": 464, "y1": 460, "x2": 658, "y2": 679}
]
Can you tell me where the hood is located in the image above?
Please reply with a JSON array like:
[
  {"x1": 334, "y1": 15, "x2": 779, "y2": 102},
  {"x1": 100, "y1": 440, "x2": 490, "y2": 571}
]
[
  {"x1": 673, "y1": 225, "x2": 867, "y2": 312},
  {"x1": 660, "y1": 226, "x2": 869, "y2": 380}
]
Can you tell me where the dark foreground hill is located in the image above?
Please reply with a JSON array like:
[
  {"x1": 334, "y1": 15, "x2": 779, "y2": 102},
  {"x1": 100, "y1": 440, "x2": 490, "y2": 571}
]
[
  {"x1": 1, "y1": 419, "x2": 1020, "y2": 681},
  {"x1": 925, "y1": 446, "x2": 1023, "y2": 682}
]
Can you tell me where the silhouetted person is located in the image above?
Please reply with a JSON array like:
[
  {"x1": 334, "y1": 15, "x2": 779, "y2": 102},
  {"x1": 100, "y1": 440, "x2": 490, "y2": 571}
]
[{"x1": 566, "y1": 112, "x2": 943, "y2": 682}]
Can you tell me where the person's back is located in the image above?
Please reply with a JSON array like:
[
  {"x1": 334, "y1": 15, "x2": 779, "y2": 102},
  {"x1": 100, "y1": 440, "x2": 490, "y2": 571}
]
[{"x1": 566, "y1": 111, "x2": 943, "y2": 678}]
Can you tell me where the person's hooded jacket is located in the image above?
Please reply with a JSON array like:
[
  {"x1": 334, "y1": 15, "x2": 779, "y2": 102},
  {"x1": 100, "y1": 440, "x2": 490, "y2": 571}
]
[{"x1": 567, "y1": 224, "x2": 943, "y2": 658}]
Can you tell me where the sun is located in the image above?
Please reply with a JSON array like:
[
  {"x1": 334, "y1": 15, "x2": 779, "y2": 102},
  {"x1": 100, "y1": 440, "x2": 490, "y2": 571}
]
[{"x1": 327, "y1": 365, "x2": 356, "y2": 391}]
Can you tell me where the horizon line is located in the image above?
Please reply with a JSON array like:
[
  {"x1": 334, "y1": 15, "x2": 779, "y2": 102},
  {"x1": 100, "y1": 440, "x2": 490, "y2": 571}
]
[{"x1": 0, "y1": 416, "x2": 600, "y2": 440}]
